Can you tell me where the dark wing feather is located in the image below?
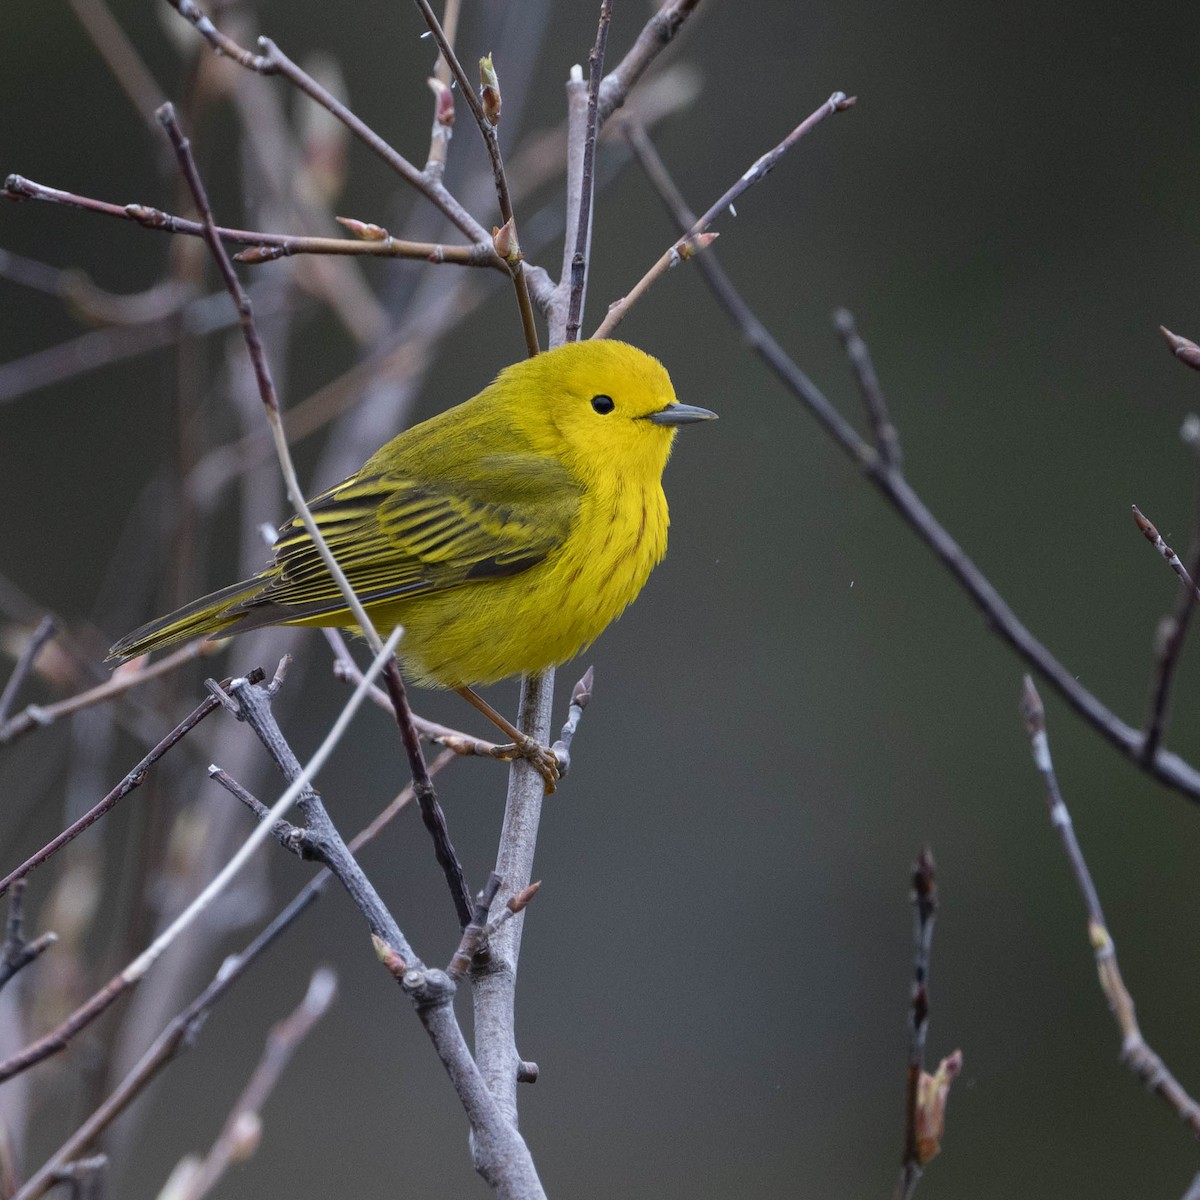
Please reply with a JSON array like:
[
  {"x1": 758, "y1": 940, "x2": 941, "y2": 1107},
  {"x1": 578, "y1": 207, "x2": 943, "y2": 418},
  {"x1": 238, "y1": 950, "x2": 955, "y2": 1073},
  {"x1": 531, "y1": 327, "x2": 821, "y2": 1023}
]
[{"x1": 253, "y1": 454, "x2": 580, "y2": 620}]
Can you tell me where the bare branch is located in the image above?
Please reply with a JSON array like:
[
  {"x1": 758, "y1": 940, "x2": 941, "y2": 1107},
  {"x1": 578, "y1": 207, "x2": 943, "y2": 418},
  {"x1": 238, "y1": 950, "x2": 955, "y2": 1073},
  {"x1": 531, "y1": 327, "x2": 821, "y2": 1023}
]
[
  {"x1": 0, "y1": 677, "x2": 246, "y2": 899},
  {"x1": 591, "y1": 230, "x2": 716, "y2": 340},
  {"x1": 0, "y1": 637, "x2": 219, "y2": 745},
  {"x1": 603, "y1": 94, "x2": 851, "y2": 337},
  {"x1": 1140, "y1": 484, "x2": 1200, "y2": 764},
  {"x1": 893, "y1": 849, "x2": 940, "y2": 1200},
  {"x1": 411, "y1": 1, "x2": 541, "y2": 356},
  {"x1": 161, "y1": 1, "x2": 486, "y2": 241},
  {"x1": 0, "y1": 615, "x2": 56, "y2": 727},
  {"x1": 628, "y1": 122, "x2": 1200, "y2": 807},
  {"x1": 1132, "y1": 505, "x2": 1200, "y2": 602},
  {"x1": 5, "y1": 178, "x2": 501, "y2": 267},
  {"x1": 174, "y1": 969, "x2": 338, "y2": 1200},
  {"x1": 1020, "y1": 677, "x2": 1200, "y2": 1136},
  {"x1": 0, "y1": 881, "x2": 57, "y2": 994},
  {"x1": 549, "y1": 665, "x2": 595, "y2": 779},
  {"x1": 834, "y1": 308, "x2": 903, "y2": 471},
  {"x1": 12, "y1": 747, "x2": 453, "y2": 1200},
  {"x1": 596, "y1": 0, "x2": 702, "y2": 123},
  {"x1": 564, "y1": 1, "x2": 613, "y2": 343}
]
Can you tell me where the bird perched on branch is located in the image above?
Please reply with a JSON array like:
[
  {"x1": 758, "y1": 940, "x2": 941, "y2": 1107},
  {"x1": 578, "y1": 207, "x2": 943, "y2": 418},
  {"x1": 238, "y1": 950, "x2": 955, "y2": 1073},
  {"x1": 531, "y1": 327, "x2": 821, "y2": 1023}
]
[{"x1": 109, "y1": 339, "x2": 715, "y2": 785}]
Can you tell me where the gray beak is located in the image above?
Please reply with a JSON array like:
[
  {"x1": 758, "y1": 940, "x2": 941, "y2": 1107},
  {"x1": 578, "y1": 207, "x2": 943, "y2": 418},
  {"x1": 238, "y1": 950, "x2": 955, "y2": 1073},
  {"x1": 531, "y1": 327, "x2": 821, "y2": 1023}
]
[{"x1": 644, "y1": 402, "x2": 718, "y2": 426}]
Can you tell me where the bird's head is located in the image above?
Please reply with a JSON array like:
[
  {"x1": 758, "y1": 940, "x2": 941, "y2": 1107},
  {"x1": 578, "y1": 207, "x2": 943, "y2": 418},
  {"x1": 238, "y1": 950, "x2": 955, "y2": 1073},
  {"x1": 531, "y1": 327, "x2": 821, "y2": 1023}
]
[{"x1": 499, "y1": 340, "x2": 716, "y2": 485}]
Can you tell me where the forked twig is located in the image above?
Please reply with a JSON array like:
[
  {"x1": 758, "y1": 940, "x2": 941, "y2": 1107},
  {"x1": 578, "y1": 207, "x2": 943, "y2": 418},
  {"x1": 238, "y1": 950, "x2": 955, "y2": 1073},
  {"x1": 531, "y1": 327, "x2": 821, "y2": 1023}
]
[
  {"x1": 157, "y1": 102, "x2": 469, "y2": 924},
  {"x1": 0, "y1": 676, "x2": 251, "y2": 899},
  {"x1": 627, "y1": 120, "x2": 1200, "y2": 806},
  {"x1": 14, "y1": 746, "x2": 453, "y2": 1200},
  {"x1": 0, "y1": 633, "x2": 401, "y2": 1087},
  {"x1": 0, "y1": 881, "x2": 57, "y2": 994},
  {"x1": 0, "y1": 636, "x2": 219, "y2": 745}
]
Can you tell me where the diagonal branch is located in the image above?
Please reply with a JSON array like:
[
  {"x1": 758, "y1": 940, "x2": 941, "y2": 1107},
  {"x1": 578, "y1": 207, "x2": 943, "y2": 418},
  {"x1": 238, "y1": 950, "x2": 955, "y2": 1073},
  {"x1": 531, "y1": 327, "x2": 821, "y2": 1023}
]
[
  {"x1": 627, "y1": 122, "x2": 1200, "y2": 807},
  {"x1": 596, "y1": 0, "x2": 702, "y2": 124},
  {"x1": 162, "y1": 1, "x2": 486, "y2": 242},
  {"x1": 1020, "y1": 677, "x2": 1200, "y2": 1136},
  {"x1": 0, "y1": 676, "x2": 248, "y2": 899}
]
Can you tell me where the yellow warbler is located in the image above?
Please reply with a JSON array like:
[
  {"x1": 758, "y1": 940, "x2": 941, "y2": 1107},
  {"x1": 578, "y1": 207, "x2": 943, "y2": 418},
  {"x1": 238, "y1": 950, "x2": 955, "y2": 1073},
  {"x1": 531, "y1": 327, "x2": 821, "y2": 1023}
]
[{"x1": 108, "y1": 340, "x2": 715, "y2": 690}]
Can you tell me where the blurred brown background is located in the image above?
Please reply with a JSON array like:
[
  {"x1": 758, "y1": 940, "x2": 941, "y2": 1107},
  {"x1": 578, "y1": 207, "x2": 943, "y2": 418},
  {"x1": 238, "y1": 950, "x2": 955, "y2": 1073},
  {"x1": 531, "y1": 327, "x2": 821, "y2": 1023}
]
[{"x1": 3, "y1": 1, "x2": 1200, "y2": 1197}]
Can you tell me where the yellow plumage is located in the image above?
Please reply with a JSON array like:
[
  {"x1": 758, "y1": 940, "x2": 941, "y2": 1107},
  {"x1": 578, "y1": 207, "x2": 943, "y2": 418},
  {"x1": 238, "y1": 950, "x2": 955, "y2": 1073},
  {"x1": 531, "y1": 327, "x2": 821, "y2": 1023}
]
[{"x1": 108, "y1": 340, "x2": 715, "y2": 687}]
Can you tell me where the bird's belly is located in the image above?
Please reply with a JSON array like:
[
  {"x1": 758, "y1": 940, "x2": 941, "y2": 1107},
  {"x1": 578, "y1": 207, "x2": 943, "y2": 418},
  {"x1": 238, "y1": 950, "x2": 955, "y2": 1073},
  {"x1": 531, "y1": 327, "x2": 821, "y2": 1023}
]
[{"x1": 378, "y1": 486, "x2": 667, "y2": 688}]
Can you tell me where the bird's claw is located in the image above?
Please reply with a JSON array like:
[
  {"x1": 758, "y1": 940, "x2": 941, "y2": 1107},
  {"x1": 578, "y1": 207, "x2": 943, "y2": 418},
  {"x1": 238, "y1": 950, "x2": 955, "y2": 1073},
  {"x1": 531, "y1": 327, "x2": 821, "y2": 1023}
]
[{"x1": 495, "y1": 736, "x2": 560, "y2": 793}]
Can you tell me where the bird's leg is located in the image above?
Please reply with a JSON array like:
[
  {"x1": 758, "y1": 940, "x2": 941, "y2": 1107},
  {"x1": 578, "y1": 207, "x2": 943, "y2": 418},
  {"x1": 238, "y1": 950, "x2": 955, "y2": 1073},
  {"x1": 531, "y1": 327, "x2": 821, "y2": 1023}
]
[{"x1": 454, "y1": 686, "x2": 560, "y2": 793}]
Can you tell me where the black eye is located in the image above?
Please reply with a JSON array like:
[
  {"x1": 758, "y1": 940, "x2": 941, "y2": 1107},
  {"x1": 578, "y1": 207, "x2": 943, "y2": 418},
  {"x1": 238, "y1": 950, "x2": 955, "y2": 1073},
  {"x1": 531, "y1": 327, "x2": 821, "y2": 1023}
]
[{"x1": 590, "y1": 394, "x2": 615, "y2": 414}]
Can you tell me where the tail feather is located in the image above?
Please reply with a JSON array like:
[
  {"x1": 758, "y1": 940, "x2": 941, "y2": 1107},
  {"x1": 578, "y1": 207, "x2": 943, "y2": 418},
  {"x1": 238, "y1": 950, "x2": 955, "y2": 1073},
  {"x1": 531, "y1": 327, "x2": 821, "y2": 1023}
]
[{"x1": 106, "y1": 577, "x2": 269, "y2": 663}]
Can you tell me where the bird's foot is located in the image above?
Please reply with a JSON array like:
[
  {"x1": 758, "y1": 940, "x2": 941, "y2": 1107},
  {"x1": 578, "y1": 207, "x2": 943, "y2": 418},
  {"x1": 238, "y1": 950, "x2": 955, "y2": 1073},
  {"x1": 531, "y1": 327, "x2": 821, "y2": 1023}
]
[{"x1": 493, "y1": 735, "x2": 560, "y2": 794}]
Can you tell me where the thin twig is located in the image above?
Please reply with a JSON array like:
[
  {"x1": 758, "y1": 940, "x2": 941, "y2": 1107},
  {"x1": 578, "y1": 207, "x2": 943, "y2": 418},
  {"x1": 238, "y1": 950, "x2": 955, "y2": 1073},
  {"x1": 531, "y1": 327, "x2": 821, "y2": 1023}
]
[
  {"x1": 549, "y1": 665, "x2": 595, "y2": 779},
  {"x1": 834, "y1": 308, "x2": 903, "y2": 471},
  {"x1": 564, "y1": 1, "x2": 612, "y2": 344},
  {"x1": 176, "y1": 969, "x2": 338, "y2": 1200},
  {"x1": 446, "y1": 874, "x2": 503, "y2": 981},
  {"x1": 225, "y1": 669, "x2": 427, "y2": 950},
  {"x1": 13, "y1": 751, "x2": 451, "y2": 1200},
  {"x1": 155, "y1": 105, "x2": 386, "y2": 658},
  {"x1": 207, "y1": 768, "x2": 308, "y2": 855},
  {"x1": 4, "y1": 176, "x2": 496, "y2": 265},
  {"x1": 1020, "y1": 676, "x2": 1200, "y2": 1136},
  {"x1": 0, "y1": 615, "x2": 56, "y2": 727},
  {"x1": 895, "y1": 849, "x2": 937, "y2": 1200},
  {"x1": 0, "y1": 881, "x2": 57, "y2": 994},
  {"x1": 422, "y1": 0, "x2": 459, "y2": 176},
  {"x1": 381, "y1": 659, "x2": 474, "y2": 929},
  {"x1": 695, "y1": 91, "x2": 854, "y2": 237},
  {"x1": 1132, "y1": 505, "x2": 1200, "y2": 602},
  {"x1": 1162, "y1": 326, "x2": 1200, "y2": 373},
  {"x1": 596, "y1": 0, "x2": 701, "y2": 124},
  {"x1": 1141, "y1": 490, "x2": 1200, "y2": 764},
  {"x1": 447, "y1": 880, "x2": 540, "y2": 983},
  {"x1": 0, "y1": 636, "x2": 219, "y2": 745},
  {"x1": 628, "y1": 122, "x2": 1200, "y2": 807},
  {"x1": 324, "y1": 630, "x2": 509, "y2": 757},
  {"x1": 412, "y1": 1, "x2": 541, "y2": 356},
  {"x1": 0, "y1": 638, "x2": 399, "y2": 1085},
  {"x1": 604, "y1": 93, "x2": 852, "y2": 337},
  {"x1": 159, "y1": 102, "x2": 472, "y2": 929},
  {"x1": 162, "y1": 2, "x2": 486, "y2": 241},
  {"x1": 591, "y1": 230, "x2": 717, "y2": 340},
  {"x1": 0, "y1": 677, "x2": 246, "y2": 899}
]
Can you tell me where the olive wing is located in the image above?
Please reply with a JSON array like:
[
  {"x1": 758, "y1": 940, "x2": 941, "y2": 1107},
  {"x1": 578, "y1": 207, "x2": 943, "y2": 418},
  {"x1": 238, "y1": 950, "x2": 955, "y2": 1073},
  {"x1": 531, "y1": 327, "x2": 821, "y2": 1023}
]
[{"x1": 257, "y1": 454, "x2": 581, "y2": 619}]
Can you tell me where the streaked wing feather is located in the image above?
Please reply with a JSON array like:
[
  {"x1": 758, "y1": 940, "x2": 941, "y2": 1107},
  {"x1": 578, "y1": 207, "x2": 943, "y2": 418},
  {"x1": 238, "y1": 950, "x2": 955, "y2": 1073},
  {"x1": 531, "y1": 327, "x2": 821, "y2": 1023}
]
[{"x1": 254, "y1": 456, "x2": 579, "y2": 618}]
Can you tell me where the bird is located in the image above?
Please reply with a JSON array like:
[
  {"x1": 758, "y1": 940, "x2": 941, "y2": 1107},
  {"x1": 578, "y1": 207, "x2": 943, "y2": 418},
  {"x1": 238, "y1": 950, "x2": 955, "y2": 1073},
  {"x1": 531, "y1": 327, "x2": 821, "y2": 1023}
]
[{"x1": 108, "y1": 339, "x2": 716, "y2": 784}]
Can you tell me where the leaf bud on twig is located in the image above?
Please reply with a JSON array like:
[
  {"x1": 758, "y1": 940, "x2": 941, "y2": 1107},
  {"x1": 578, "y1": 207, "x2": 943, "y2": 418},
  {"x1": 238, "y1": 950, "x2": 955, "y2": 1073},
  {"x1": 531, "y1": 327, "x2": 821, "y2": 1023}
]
[
  {"x1": 914, "y1": 1050, "x2": 962, "y2": 1165},
  {"x1": 335, "y1": 216, "x2": 389, "y2": 241},
  {"x1": 479, "y1": 53, "x2": 501, "y2": 126},
  {"x1": 492, "y1": 217, "x2": 521, "y2": 266},
  {"x1": 428, "y1": 76, "x2": 455, "y2": 127}
]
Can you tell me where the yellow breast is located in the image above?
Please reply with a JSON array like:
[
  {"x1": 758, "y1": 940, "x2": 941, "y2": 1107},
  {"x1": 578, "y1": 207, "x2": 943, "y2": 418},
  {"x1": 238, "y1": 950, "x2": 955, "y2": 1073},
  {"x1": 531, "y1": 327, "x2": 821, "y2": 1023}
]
[{"x1": 374, "y1": 478, "x2": 669, "y2": 688}]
